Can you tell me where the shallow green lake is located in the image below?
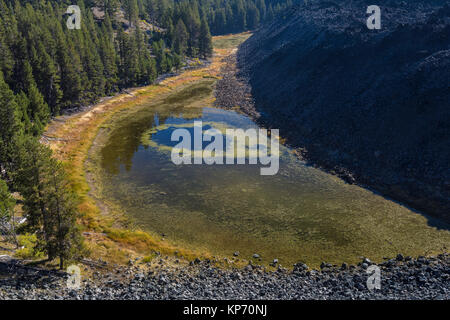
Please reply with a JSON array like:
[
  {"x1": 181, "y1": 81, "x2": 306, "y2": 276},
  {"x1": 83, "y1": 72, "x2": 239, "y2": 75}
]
[{"x1": 93, "y1": 81, "x2": 450, "y2": 267}]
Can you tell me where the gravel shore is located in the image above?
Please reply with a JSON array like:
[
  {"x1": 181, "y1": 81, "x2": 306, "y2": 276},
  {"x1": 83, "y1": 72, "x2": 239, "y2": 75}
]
[{"x1": 0, "y1": 254, "x2": 448, "y2": 300}]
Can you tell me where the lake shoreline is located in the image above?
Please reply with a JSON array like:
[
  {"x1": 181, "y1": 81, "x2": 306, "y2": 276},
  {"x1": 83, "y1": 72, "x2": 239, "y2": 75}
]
[
  {"x1": 40, "y1": 33, "x2": 256, "y2": 269},
  {"x1": 84, "y1": 48, "x2": 450, "y2": 270},
  {"x1": 38, "y1": 32, "x2": 448, "y2": 273}
]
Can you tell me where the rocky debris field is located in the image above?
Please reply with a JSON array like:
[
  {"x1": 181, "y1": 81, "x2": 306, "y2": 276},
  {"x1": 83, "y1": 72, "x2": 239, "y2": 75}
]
[
  {"x1": 237, "y1": 0, "x2": 450, "y2": 223},
  {"x1": 0, "y1": 254, "x2": 448, "y2": 300},
  {"x1": 214, "y1": 54, "x2": 260, "y2": 119}
]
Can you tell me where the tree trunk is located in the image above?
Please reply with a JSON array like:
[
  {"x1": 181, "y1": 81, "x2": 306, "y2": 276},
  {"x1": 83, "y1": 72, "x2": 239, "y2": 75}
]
[{"x1": 11, "y1": 208, "x2": 18, "y2": 248}]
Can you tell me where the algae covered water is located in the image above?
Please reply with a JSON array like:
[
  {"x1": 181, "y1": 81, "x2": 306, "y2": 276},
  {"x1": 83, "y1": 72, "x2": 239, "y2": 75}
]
[{"x1": 93, "y1": 81, "x2": 450, "y2": 267}]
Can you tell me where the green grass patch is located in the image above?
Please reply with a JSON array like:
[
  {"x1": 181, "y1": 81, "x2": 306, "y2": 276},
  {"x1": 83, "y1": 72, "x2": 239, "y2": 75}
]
[{"x1": 212, "y1": 32, "x2": 252, "y2": 49}]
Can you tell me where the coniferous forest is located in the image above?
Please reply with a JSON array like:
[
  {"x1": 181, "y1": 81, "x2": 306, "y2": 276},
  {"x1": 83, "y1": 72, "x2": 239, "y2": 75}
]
[{"x1": 0, "y1": 0, "x2": 295, "y2": 268}]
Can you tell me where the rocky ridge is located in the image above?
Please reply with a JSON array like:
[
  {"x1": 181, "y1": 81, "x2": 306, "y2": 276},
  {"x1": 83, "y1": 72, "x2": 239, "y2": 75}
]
[
  {"x1": 0, "y1": 254, "x2": 448, "y2": 300},
  {"x1": 237, "y1": 0, "x2": 450, "y2": 223}
]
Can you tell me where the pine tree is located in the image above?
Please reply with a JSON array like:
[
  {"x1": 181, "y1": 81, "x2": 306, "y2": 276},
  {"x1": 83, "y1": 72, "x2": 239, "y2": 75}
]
[
  {"x1": 13, "y1": 138, "x2": 54, "y2": 248},
  {"x1": 15, "y1": 91, "x2": 32, "y2": 135},
  {"x1": 173, "y1": 53, "x2": 182, "y2": 71},
  {"x1": 165, "y1": 16, "x2": 174, "y2": 48},
  {"x1": 174, "y1": 19, "x2": 188, "y2": 56},
  {"x1": 0, "y1": 178, "x2": 17, "y2": 246},
  {"x1": 0, "y1": 178, "x2": 13, "y2": 213},
  {"x1": 13, "y1": 138, "x2": 83, "y2": 267},
  {"x1": 46, "y1": 160, "x2": 84, "y2": 269},
  {"x1": 100, "y1": 14, "x2": 119, "y2": 94},
  {"x1": 100, "y1": 0, "x2": 120, "y2": 16},
  {"x1": 199, "y1": 15, "x2": 213, "y2": 58},
  {"x1": 12, "y1": 37, "x2": 31, "y2": 93},
  {"x1": 156, "y1": 0, "x2": 168, "y2": 22},
  {"x1": 246, "y1": 2, "x2": 260, "y2": 29},
  {"x1": 233, "y1": 0, "x2": 247, "y2": 32},
  {"x1": 225, "y1": 3, "x2": 234, "y2": 33},
  {"x1": 118, "y1": 27, "x2": 140, "y2": 86},
  {"x1": 31, "y1": 43, "x2": 63, "y2": 115},
  {"x1": 152, "y1": 39, "x2": 166, "y2": 73},
  {"x1": 0, "y1": 71, "x2": 22, "y2": 171},
  {"x1": 213, "y1": 9, "x2": 226, "y2": 35},
  {"x1": 256, "y1": 0, "x2": 266, "y2": 21},
  {"x1": 25, "y1": 71, "x2": 50, "y2": 136},
  {"x1": 55, "y1": 26, "x2": 82, "y2": 108},
  {"x1": 184, "y1": 5, "x2": 201, "y2": 57},
  {"x1": 0, "y1": 16, "x2": 14, "y2": 83},
  {"x1": 81, "y1": 9, "x2": 106, "y2": 102},
  {"x1": 125, "y1": 0, "x2": 140, "y2": 28}
]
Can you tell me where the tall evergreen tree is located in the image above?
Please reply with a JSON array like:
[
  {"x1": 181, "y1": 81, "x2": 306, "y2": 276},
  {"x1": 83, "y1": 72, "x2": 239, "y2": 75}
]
[
  {"x1": 20, "y1": 60, "x2": 50, "y2": 135},
  {"x1": 124, "y1": 0, "x2": 139, "y2": 28},
  {"x1": 100, "y1": 14, "x2": 119, "y2": 94},
  {"x1": 213, "y1": 8, "x2": 226, "y2": 35},
  {"x1": 246, "y1": 1, "x2": 260, "y2": 29},
  {"x1": 174, "y1": 19, "x2": 188, "y2": 55},
  {"x1": 0, "y1": 71, "x2": 22, "y2": 171},
  {"x1": 0, "y1": 16, "x2": 14, "y2": 83},
  {"x1": 256, "y1": 0, "x2": 266, "y2": 21},
  {"x1": 31, "y1": 43, "x2": 63, "y2": 115},
  {"x1": 46, "y1": 160, "x2": 84, "y2": 269},
  {"x1": 233, "y1": 0, "x2": 247, "y2": 32},
  {"x1": 99, "y1": 0, "x2": 120, "y2": 16},
  {"x1": 55, "y1": 27, "x2": 82, "y2": 108},
  {"x1": 14, "y1": 138, "x2": 83, "y2": 268},
  {"x1": 0, "y1": 178, "x2": 17, "y2": 246},
  {"x1": 199, "y1": 15, "x2": 213, "y2": 58}
]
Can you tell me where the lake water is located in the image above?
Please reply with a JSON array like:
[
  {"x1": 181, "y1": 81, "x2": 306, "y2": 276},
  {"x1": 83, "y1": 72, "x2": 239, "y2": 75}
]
[{"x1": 94, "y1": 82, "x2": 450, "y2": 267}]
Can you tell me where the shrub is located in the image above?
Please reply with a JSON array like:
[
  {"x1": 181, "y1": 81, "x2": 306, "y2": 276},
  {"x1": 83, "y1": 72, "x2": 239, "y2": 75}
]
[{"x1": 15, "y1": 233, "x2": 45, "y2": 260}]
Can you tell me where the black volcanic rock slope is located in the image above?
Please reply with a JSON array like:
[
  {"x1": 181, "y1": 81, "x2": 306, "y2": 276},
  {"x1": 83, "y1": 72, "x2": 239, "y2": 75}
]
[{"x1": 238, "y1": 0, "x2": 450, "y2": 223}]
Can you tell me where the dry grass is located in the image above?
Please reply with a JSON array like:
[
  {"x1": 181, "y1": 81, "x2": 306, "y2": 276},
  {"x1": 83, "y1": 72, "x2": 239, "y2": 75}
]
[{"x1": 212, "y1": 32, "x2": 252, "y2": 50}]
